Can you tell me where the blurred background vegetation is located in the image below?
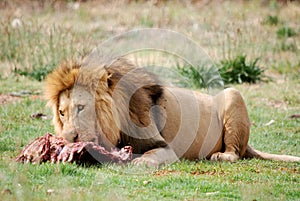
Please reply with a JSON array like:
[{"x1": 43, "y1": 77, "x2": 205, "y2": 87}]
[{"x1": 0, "y1": 0, "x2": 299, "y2": 85}]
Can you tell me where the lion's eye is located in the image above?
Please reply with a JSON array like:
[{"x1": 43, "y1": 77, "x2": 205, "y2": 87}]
[
  {"x1": 77, "y1": 105, "x2": 85, "y2": 113},
  {"x1": 59, "y1": 110, "x2": 64, "y2": 117}
]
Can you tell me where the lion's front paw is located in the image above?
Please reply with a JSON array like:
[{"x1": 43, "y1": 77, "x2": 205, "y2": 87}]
[
  {"x1": 210, "y1": 152, "x2": 239, "y2": 162},
  {"x1": 132, "y1": 157, "x2": 160, "y2": 167}
]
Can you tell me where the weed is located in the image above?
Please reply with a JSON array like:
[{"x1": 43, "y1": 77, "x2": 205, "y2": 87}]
[
  {"x1": 263, "y1": 15, "x2": 280, "y2": 26},
  {"x1": 276, "y1": 26, "x2": 297, "y2": 38},
  {"x1": 176, "y1": 56, "x2": 266, "y2": 88},
  {"x1": 176, "y1": 64, "x2": 223, "y2": 89},
  {"x1": 219, "y1": 55, "x2": 266, "y2": 84},
  {"x1": 176, "y1": 64, "x2": 207, "y2": 89}
]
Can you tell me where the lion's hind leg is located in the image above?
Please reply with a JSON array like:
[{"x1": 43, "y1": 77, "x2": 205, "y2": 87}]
[
  {"x1": 210, "y1": 122, "x2": 247, "y2": 162},
  {"x1": 210, "y1": 88, "x2": 250, "y2": 162}
]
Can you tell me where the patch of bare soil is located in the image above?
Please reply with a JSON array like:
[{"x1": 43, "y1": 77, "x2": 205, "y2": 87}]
[{"x1": 0, "y1": 94, "x2": 21, "y2": 105}]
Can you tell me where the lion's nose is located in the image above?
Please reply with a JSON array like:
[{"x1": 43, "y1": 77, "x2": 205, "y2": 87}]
[{"x1": 62, "y1": 129, "x2": 78, "y2": 143}]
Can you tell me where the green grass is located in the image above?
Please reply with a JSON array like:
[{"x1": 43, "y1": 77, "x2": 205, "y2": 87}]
[
  {"x1": 175, "y1": 63, "x2": 223, "y2": 89},
  {"x1": 0, "y1": 20, "x2": 77, "y2": 81},
  {"x1": 0, "y1": 1, "x2": 300, "y2": 200},
  {"x1": 176, "y1": 55, "x2": 266, "y2": 89},
  {"x1": 1, "y1": 73, "x2": 299, "y2": 201},
  {"x1": 276, "y1": 26, "x2": 298, "y2": 38},
  {"x1": 219, "y1": 55, "x2": 265, "y2": 84},
  {"x1": 263, "y1": 15, "x2": 280, "y2": 26}
]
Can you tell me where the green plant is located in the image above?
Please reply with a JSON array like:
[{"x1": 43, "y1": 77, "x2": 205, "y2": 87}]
[
  {"x1": 176, "y1": 64, "x2": 223, "y2": 89},
  {"x1": 218, "y1": 55, "x2": 265, "y2": 84},
  {"x1": 276, "y1": 26, "x2": 297, "y2": 38},
  {"x1": 176, "y1": 56, "x2": 266, "y2": 88},
  {"x1": 14, "y1": 64, "x2": 55, "y2": 81},
  {"x1": 263, "y1": 15, "x2": 279, "y2": 26}
]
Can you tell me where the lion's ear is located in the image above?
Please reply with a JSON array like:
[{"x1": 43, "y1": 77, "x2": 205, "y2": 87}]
[
  {"x1": 107, "y1": 73, "x2": 113, "y2": 88},
  {"x1": 100, "y1": 71, "x2": 113, "y2": 88}
]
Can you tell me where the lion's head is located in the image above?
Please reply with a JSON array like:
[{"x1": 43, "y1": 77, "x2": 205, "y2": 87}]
[{"x1": 45, "y1": 58, "x2": 165, "y2": 152}]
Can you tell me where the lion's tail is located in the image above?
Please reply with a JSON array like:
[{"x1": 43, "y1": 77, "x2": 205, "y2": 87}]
[{"x1": 244, "y1": 146, "x2": 300, "y2": 162}]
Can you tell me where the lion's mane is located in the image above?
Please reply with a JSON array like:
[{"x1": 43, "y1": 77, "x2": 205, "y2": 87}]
[{"x1": 45, "y1": 58, "x2": 167, "y2": 153}]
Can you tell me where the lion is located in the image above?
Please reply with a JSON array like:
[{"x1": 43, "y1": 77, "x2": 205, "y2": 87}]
[{"x1": 45, "y1": 58, "x2": 300, "y2": 167}]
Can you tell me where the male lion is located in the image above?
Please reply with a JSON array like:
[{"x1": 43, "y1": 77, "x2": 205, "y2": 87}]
[{"x1": 45, "y1": 58, "x2": 300, "y2": 167}]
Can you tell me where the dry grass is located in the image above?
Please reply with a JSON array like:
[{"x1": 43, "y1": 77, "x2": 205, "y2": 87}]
[{"x1": 0, "y1": 0, "x2": 299, "y2": 79}]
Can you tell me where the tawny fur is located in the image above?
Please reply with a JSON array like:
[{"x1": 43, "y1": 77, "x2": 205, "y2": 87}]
[
  {"x1": 44, "y1": 58, "x2": 300, "y2": 166},
  {"x1": 45, "y1": 61, "x2": 80, "y2": 134}
]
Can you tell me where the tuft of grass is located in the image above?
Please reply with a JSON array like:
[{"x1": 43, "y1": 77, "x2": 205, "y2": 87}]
[
  {"x1": 13, "y1": 63, "x2": 55, "y2": 82},
  {"x1": 276, "y1": 26, "x2": 297, "y2": 38},
  {"x1": 175, "y1": 64, "x2": 223, "y2": 89},
  {"x1": 263, "y1": 15, "x2": 280, "y2": 26},
  {"x1": 218, "y1": 55, "x2": 266, "y2": 85},
  {"x1": 176, "y1": 55, "x2": 266, "y2": 88}
]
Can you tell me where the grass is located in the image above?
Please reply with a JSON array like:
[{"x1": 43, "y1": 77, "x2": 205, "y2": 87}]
[
  {"x1": 0, "y1": 21, "x2": 86, "y2": 81},
  {"x1": 263, "y1": 15, "x2": 280, "y2": 26},
  {"x1": 276, "y1": 26, "x2": 298, "y2": 38},
  {"x1": 219, "y1": 55, "x2": 265, "y2": 85},
  {"x1": 176, "y1": 55, "x2": 266, "y2": 88},
  {"x1": 175, "y1": 63, "x2": 223, "y2": 89},
  {"x1": 0, "y1": 1, "x2": 300, "y2": 200}
]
